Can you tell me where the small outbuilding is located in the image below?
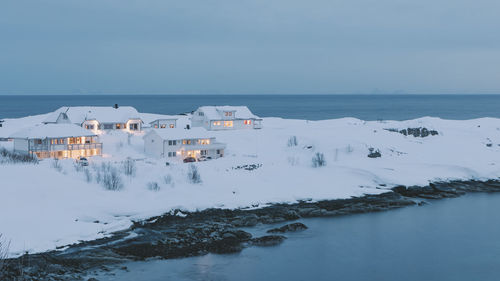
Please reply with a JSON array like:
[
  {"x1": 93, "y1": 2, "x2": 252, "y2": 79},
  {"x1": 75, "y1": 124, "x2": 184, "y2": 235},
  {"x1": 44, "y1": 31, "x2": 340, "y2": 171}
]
[
  {"x1": 10, "y1": 124, "x2": 103, "y2": 159},
  {"x1": 143, "y1": 128, "x2": 226, "y2": 160}
]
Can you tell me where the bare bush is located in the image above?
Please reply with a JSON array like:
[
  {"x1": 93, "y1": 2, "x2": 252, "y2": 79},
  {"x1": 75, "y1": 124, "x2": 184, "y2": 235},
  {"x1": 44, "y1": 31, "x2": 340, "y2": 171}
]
[
  {"x1": 51, "y1": 158, "x2": 62, "y2": 172},
  {"x1": 0, "y1": 148, "x2": 38, "y2": 164},
  {"x1": 84, "y1": 169, "x2": 93, "y2": 183},
  {"x1": 187, "y1": 164, "x2": 202, "y2": 184},
  {"x1": 147, "y1": 182, "x2": 160, "y2": 191},
  {"x1": 102, "y1": 167, "x2": 123, "y2": 191},
  {"x1": 163, "y1": 174, "x2": 173, "y2": 185},
  {"x1": 287, "y1": 136, "x2": 298, "y2": 147},
  {"x1": 95, "y1": 162, "x2": 123, "y2": 190},
  {"x1": 122, "y1": 158, "x2": 136, "y2": 177},
  {"x1": 312, "y1": 152, "x2": 326, "y2": 167},
  {"x1": 0, "y1": 234, "x2": 10, "y2": 273}
]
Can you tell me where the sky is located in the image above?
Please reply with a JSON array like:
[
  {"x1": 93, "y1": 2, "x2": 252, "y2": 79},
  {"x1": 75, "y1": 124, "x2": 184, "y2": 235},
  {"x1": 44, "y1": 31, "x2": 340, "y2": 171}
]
[{"x1": 0, "y1": 0, "x2": 500, "y2": 95}]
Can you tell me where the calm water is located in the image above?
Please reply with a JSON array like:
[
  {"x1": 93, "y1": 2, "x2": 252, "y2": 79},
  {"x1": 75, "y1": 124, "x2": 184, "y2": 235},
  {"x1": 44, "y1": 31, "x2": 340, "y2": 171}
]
[
  {"x1": 2, "y1": 94, "x2": 500, "y2": 120},
  {"x1": 96, "y1": 193, "x2": 500, "y2": 281}
]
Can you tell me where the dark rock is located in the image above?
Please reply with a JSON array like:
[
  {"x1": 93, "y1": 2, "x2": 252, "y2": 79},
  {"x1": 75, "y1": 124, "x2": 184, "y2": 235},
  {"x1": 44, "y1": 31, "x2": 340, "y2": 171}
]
[
  {"x1": 88, "y1": 278, "x2": 100, "y2": 281},
  {"x1": 267, "y1": 222, "x2": 308, "y2": 233},
  {"x1": 251, "y1": 235, "x2": 286, "y2": 247}
]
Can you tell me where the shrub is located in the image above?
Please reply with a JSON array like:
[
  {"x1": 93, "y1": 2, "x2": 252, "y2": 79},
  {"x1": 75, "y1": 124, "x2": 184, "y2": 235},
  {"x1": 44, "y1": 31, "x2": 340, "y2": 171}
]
[
  {"x1": 51, "y1": 158, "x2": 62, "y2": 172},
  {"x1": 123, "y1": 158, "x2": 136, "y2": 177},
  {"x1": 163, "y1": 174, "x2": 173, "y2": 185},
  {"x1": 0, "y1": 234, "x2": 10, "y2": 273},
  {"x1": 0, "y1": 148, "x2": 38, "y2": 164},
  {"x1": 102, "y1": 167, "x2": 123, "y2": 191},
  {"x1": 147, "y1": 182, "x2": 160, "y2": 191},
  {"x1": 95, "y1": 162, "x2": 123, "y2": 190},
  {"x1": 187, "y1": 164, "x2": 202, "y2": 184},
  {"x1": 287, "y1": 136, "x2": 298, "y2": 147},
  {"x1": 84, "y1": 169, "x2": 92, "y2": 183},
  {"x1": 312, "y1": 153, "x2": 326, "y2": 167}
]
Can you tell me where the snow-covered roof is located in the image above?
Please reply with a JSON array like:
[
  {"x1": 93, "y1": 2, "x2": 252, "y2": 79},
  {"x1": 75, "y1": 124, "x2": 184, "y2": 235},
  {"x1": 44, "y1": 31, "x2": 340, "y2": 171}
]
[
  {"x1": 10, "y1": 124, "x2": 97, "y2": 139},
  {"x1": 146, "y1": 128, "x2": 214, "y2": 140},
  {"x1": 196, "y1": 106, "x2": 260, "y2": 120},
  {"x1": 44, "y1": 106, "x2": 142, "y2": 124}
]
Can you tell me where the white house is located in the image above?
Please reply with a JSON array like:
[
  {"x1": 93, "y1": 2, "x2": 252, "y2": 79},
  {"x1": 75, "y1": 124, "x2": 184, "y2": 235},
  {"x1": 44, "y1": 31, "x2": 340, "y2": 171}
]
[
  {"x1": 191, "y1": 106, "x2": 263, "y2": 131},
  {"x1": 10, "y1": 124, "x2": 102, "y2": 159},
  {"x1": 43, "y1": 105, "x2": 143, "y2": 132},
  {"x1": 149, "y1": 118, "x2": 177, "y2": 129},
  {"x1": 143, "y1": 128, "x2": 226, "y2": 160}
]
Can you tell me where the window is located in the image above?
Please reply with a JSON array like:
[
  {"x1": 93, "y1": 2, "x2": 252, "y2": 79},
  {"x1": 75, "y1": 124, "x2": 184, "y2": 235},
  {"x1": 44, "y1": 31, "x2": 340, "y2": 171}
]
[
  {"x1": 169, "y1": 124, "x2": 175, "y2": 128},
  {"x1": 216, "y1": 149, "x2": 221, "y2": 154},
  {"x1": 116, "y1": 124, "x2": 121, "y2": 129},
  {"x1": 168, "y1": 152, "x2": 177, "y2": 157},
  {"x1": 224, "y1": 121, "x2": 233, "y2": 127},
  {"x1": 161, "y1": 124, "x2": 166, "y2": 128},
  {"x1": 199, "y1": 112, "x2": 204, "y2": 116},
  {"x1": 130, "y1": 123, "x2": 138, "y2": 130},
  {"x1": 168, "y1": 140, "x2": 177, "y2": 146},
  {"x1": 224, "y1": 111, "x2": 233, "y2": 117},
  {"x1": 85, "y1": 124, "x2": 95, "y2": 130},
  {"x1": 201, "y1": 150, "x2": 207, "y2": 155},
  {"x1": 103, "y1": 124, "x2": 113, "y2": 130},
  {"x1": 198, "y1": 139, "x2": 210, "y2": 145},
  {"x1": 244, "y1": 120, "x2": 252, "y2": 125},
  {"x1": 213, "y1": 121, "x2": 221, "y2": 126},
  {"x1": 154, "y1": 124, "x2": 158, "y2": 128}
]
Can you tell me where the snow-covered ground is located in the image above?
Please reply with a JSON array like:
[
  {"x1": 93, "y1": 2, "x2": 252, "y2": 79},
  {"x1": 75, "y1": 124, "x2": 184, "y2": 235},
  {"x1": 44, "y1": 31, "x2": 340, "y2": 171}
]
[{"x1": 2, "y1": 112, "x2": 500, "y2": 256}]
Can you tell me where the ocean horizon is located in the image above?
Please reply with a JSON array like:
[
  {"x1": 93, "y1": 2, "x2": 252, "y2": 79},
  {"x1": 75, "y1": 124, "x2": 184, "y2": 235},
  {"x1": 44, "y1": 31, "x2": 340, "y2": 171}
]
[{"x1": 2, "y1": 94, "x2": 500, "y2": 121}]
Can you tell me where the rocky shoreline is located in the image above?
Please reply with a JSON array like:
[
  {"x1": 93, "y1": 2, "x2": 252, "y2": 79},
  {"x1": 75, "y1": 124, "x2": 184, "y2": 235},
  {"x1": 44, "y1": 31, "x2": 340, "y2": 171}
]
[{"x1": 2, "y1": 179, "x2": 500, "y2": 281}]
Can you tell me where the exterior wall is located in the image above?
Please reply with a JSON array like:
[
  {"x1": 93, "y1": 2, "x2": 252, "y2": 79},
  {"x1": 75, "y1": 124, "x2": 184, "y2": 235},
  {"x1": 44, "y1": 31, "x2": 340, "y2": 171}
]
[
  {"x1": 163, "y1": 137, "x2": 225, "y2": 160},
  {"x1": 208, "y1": 119, "x2": 261, "y2": 130},
  {"x1": 143, "y1": 132, "x2": 165, "y2": 158},
  {"x1": 126, "y1": 119, "x2": 142, "y2": 132},
  {"x1": 13, "y1": 139, "x2": 29, "y2": 153},
  {"x1": 82, "y1": 120, "x2": 100, "y2": 132},
  {"x1": 150, "y1": 119, "x2": 176, "y2": 129},
  {"x1": 82, "y1": 119, "x2": 142, "y2": 132},
  {"x1": 14, "y1": 136, "x2": 102, "y2": 159},
  {"x1": 191, "y1": 110, "x2": 205, "y2": 128}
]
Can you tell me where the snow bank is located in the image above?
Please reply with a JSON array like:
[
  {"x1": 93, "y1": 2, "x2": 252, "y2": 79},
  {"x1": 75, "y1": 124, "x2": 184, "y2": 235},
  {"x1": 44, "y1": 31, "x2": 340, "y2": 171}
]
[{"x1": 2, "y1": 113, "x2": 500, "y2": 256}]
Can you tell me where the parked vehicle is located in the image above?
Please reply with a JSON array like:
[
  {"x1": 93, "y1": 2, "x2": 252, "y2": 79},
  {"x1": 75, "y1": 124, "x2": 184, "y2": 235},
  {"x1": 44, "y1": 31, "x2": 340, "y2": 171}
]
[
  {"x1": 77, "y1": 157, "x2": 89, "y2": 166},
  {"x1": 183, "y1": 157, "x2": 196, "y2": 163},
  {"x1": 197, "y1": 156, "x2": 213, "y2": 162}
]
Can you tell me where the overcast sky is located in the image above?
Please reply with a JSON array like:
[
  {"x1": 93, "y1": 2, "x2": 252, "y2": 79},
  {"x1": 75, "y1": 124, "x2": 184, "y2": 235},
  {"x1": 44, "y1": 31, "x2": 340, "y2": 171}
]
[{"x1": 1, "y1": 0, "x2": 499, "y2": 95}]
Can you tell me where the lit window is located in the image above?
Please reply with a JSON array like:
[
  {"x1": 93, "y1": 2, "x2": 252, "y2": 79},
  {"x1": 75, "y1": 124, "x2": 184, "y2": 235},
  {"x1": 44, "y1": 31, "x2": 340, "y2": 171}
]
[
  {"x1": 224, "y1": 121, "x2": 233, "y2": 127},
  {"x1": 169, "y1": 124, "x2": 174, "y2": 128},
  {"x1": 161, "y1": 124, "x2": 166, "y2": 128}
]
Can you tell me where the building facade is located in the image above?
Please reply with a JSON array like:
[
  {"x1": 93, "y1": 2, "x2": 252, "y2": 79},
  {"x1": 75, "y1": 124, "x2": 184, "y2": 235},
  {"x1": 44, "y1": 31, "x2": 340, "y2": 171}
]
[
  {"x1": 143, "y1": 128, "x2": 226, "y2": 160},
  {"x1": 191, "y1": 106, "x2": 263, "y2": 131},
  {"x1": 10, "y1": 124, "x2": 102, "y2": 159},
  {"x1": 44, "y1": 106, "x2": 143, "y2": 132}
]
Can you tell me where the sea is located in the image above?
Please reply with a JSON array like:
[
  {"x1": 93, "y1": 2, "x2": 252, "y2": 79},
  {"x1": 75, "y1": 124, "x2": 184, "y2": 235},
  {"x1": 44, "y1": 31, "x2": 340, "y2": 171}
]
[{"x1": 2, "y1": 94, "x2": 500, "y2": 120}]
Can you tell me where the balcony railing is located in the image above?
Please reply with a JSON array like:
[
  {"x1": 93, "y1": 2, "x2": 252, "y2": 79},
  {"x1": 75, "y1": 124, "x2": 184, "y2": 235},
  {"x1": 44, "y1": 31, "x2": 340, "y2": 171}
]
[
  {"x1": 67, "y1": 143, "x2": 102, "y2": 150},
  {"x1": 31, "y1": 143, "x2": 102, "y2": 151}
]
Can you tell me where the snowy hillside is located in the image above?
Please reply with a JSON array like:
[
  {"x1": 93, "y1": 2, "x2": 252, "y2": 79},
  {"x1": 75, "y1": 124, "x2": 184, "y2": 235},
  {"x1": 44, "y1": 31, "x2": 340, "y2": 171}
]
[{"x1": 2, "y1": 113, "x2": 500, "y2": 256}]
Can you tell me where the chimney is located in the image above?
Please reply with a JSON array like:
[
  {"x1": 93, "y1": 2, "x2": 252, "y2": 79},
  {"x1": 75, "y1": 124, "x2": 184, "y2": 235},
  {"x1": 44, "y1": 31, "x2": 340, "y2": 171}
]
[{"x1": 114, "y1": 104, "x2": 119, "y2": 109}]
